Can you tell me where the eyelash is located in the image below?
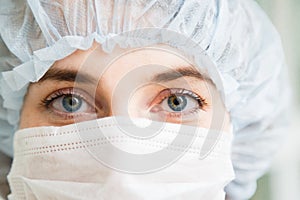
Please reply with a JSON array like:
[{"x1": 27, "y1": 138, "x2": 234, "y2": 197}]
[
  {"x1": 150, "y1": 88, "x2": 207, "y2": 118},
  {"x1": 41, "y1": 88, "x2": 95, "y2": 119},
  {"x1": 159, "y1": 88, "x2": 207, "y2": 107}
]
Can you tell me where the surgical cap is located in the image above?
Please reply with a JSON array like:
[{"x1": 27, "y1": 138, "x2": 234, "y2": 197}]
[{"x1": 0, "y1": 0, "x2": 289, "y2": 199}]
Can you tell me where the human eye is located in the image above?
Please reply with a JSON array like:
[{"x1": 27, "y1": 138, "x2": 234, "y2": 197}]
[
  {"x1": 41, "y1": 88, "x2": 96, "y2": 121},
  {"x1": 148, "y1": 88, "x2": 208, "y2": 121}
]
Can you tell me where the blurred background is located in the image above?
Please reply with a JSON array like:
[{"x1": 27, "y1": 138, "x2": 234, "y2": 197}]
[{"x1": 251, "y1": 0, "x2": 300, "y2": 200}]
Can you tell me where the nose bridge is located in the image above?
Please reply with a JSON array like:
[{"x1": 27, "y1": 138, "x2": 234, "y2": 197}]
[
  {"x1": 94, "y1": 66, "x2": 135, "y2": 119},
  {"x1": 93, "y1": 76, "x2": 115, "y2": 118},
  {"x1": 95, "y1": 66, "x2": 137, "y2": 119},
  {"x1": 78, "y1": 44, "x2": 127, "y2": 118},
  {"x1": 81, "y1": 46, "x2": 165, "y2": 119}
]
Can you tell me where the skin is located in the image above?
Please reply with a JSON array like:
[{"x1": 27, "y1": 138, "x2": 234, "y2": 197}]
[{"x1": 19, "y1": 43, "x2": 231, "y2": 132}]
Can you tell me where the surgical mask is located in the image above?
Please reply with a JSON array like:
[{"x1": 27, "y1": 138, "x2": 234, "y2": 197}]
[{"x1": 7, "y1": 116, "x2": 235, "y2": 200}]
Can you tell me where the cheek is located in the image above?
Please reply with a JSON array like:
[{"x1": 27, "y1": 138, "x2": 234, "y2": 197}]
[
  {"x1": 207, "y1": 87, "x2": 231, "y2": 132},
  {"x1": 19, "y1": 85, "x2": 52, "y2": 129},
  {"x1": 19, "y1": 94, "x2": 39, "y2": 129}
]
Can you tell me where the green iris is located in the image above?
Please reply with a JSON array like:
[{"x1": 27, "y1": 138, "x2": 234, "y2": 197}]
[
  {"x1": 167, "y1": 95, "x2": 187, "y2": 111},
  {"x1": 62, "y1": 95, "x2": 82, "y2": 112}
]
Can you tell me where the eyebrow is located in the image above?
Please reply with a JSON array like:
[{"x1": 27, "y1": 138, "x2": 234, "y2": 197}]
[
  {"x1": 39, "y1": 66, "x2": 208, "y2": 84},
  {"x1": 39, "y1": 68, "x2": 97, "y2": 84},
  {"x1": 151, "y1": 66, "x2": 208, "y2": 82}
]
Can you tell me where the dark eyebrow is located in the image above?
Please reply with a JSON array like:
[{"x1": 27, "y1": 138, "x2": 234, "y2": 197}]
[
  {"x1": 39, "y1": 66, "x2": 209, "y2": 84},
  {"x1": 39, "y1": 68, "x2": 97, "y2": 84},
  {"x1": 151, "y1": 66, "x2": 209, "y2": 82}
]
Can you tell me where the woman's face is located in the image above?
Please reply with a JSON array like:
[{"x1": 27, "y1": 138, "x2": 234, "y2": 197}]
[{"x1": 19, "y1": 44, "x2": 230, "y2": 131}]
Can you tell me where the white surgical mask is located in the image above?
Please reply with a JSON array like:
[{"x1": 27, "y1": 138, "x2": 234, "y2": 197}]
[{"x1": 7, "y1": 116, "x2": 234, "y2": 200}]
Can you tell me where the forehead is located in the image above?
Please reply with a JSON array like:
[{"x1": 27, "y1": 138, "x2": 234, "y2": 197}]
[{"x1": 52, "y1": 44, "x2": 200, "y2": 76}]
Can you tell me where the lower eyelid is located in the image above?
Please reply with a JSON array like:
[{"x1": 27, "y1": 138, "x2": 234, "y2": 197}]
[
  {"x1": 162, "y1": 109, "x2": 203, "y2": 122},
  {"x1": 45, "y1": 111, "x2": 97, "y2": 125},
  {"x1": 46, "y1": 106, "x2": 98, "y2": 122}
]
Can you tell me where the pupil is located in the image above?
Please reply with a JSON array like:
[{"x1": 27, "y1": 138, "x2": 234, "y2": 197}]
[
  {"x1": 63, "y1": 95, "x2": 82, "y2": 112},
  {"x1": 69, "y1": 98, "x2": 77, "y2": 106},
  {"x1": 173, "y1": 98, "x2": 180, "y2": 106},
  {"x1": 167, "y1": 95, "x2": 187, "y2": 112}
]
